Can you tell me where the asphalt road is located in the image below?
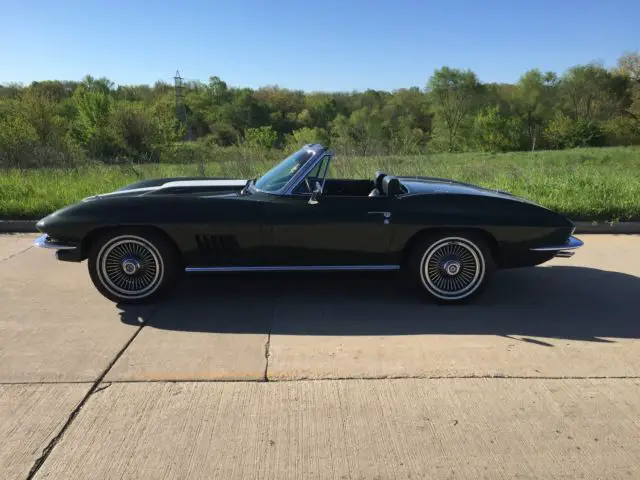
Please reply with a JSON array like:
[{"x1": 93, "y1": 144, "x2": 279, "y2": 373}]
[{"x1": 1, "y1": 233, "x2": 639, "y2": 479}]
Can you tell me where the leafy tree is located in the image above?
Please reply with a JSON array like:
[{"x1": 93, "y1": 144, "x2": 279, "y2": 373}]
[
  {"x1": 616, "y1": 51, "x2": 640, "y2": 83},
  {"x1": 615, "y1": 52, "x2": 640, "y2": 132},
  {"x1": 0, "y1": 113, "x2": 40, "y2": 167},
  {"x1": 329, "y1": 114, "x2": 354, "y2": 155},
  {"x1": 474, "y1": 106, "x2": 523, "y2": 152},
  {"x1": 515, "y1": 69, "x2": 557, "y2": 150},
  {"x1": 544, "y1": 113, "x2": 605, "y2": 149},
  {"x1": 14, "y1": 87, "x2": 66, "y2": 147},
  {"x1": 302, "y1": 93, "x2": 338, "y2": 130},
  {"x1": 426, "y1": 67, "x2": 482, "y2": 151},
  {"x1": 3, "y1": 54, "x2": 640, "y2": 166},
  {"x1": 558, "y1": 64, "x2": 624, "y2": 121},
  {"x1": 112, "y1": 102, "x2": 175, "y2": 160},
  {"x1": 389, "y1": 116, "x2": 426, "y2": 154},
  {"x1": 382, "y1": 87, "x2": 432, "y2": 139},
  {"x1": 0, "y1": 83, "x2": 22, "y2": 100},
  {"x1": 347, "y1": 106, "x2": 388, "y2": 155},
  {"x1": 602, "y1": 116, "x2": 640, "y2": 146},
  {"x1": 243, "y1": 126, "x2": 277, "y2": 149},
  {"x1": 285, "y1": 127, "x2": 330, "y2": 152},
  {"x1": 70, "y1": 85, "x2": 123, "y2": 158}
]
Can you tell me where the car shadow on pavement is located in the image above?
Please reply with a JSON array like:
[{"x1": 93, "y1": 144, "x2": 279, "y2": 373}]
[{"x1": 118, "y1": 266, "x2": 640, "y2": 343}]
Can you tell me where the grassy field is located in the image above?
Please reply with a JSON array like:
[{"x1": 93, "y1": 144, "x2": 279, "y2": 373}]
[{"x1": 1, "y1": 146, "x2": 639, "y2": 221}]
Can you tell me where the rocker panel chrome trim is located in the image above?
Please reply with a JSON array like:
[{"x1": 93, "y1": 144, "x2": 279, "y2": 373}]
[{"x1": 185, "y1": 265, "x2": 400, "y2": 273}]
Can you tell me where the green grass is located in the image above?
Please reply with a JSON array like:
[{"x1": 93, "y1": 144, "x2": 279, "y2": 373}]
[{"x1": 1, "y1": 146, "x2": 639, "y2": 222}]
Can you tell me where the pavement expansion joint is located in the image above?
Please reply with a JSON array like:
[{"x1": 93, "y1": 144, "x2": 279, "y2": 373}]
[
  {"x1": 44, "y1": 374, "x2": 640, "y2": 385},
  {"x1": 262, "y1": 300, "x2": 275, "y2": 382},
  {"x1": 3, "y1": 375, "x2": 640, "y2": 388},
  {"x1": 263, "y1": 330, "x2": 271, "y2": 382},
  {"x1": 0, "y1": 245, "x2": 33, "y2": 264},
  {"x1": 0, "y1": 380, "x2": 95, "y2": 386},
  {"x1": 24, "y1": 304, "x2": 158, "y2": 480}
]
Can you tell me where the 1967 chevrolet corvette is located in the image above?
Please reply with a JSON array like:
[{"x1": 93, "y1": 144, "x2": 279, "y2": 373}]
[{"x1": 34, "y1": 144, "x2": 583, "y2": 305}]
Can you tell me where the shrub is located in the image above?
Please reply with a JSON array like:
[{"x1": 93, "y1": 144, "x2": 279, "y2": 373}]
[
  {"x1": 474, "y1": 106, "x2": 523, "y2": 152},
  {"x1": 242, "y1": 126, "x2": 277, "y2": 150},
  {"x1": 544, "y1": 113, "x2": 606, "y2": 149}
]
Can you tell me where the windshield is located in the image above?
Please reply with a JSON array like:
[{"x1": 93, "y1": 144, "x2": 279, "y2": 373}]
[
  {"x1": 292, "y1": 154, "x2": 332, "y2": 193},
  {"x1": 254, "y1": 148, "x2": 316, "y2": 193}
]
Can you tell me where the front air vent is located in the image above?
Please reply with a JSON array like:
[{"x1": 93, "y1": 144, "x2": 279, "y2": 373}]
[{"x1": 195, "y1": 235, "x2": 240, "y2": 256}]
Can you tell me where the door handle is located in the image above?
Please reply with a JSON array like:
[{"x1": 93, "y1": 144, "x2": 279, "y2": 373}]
[
  {"x1": 367, "y1": 211, "x2": 391, "y2": 218},
  {"x1": 368, "y1": 211, "x2": 392, "y2": 224}
]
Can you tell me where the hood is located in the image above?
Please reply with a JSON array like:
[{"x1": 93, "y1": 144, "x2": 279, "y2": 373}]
[
  {"x1": 36, "y1": 178, "x2": 251, "y2": 236},
  {"x1": 82, "y1": 178, "x2": 249, "y2": 201}
]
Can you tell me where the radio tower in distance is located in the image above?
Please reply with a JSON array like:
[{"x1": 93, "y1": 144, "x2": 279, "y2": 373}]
[{"x1": 173, "y1": 70, "x2": 192, "y2": 140}]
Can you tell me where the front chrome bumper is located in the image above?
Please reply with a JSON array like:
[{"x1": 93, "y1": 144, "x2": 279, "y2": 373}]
[
  {"x1": 530, "y1": 235, "x2": 584, "y2": 258},
  {"x1": 34, "y1": 234, "x2": 83, "y2": 261},
  {"x1": 33, "y1": 234, "x2": 78, "y2": 250}
]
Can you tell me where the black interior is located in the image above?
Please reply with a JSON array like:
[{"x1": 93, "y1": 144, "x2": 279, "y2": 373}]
[
  {"x1": 320, "y1": 172, "x2": 406, "y2": 198},
  {"x1": 368, "y1": 171, "x2": 387, "y2": 197},
  {"x1": 382, "y1": 176, "x2": 403, "y2": 196},
  {"x1": 295, "y1": 170, "x2": 406, "y2": 198},
  {"x1": 322, "y1": 179, "x2": 375, "y2": 196}
]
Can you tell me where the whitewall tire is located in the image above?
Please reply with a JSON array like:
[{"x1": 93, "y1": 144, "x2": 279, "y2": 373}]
[
  {"x1": 406, "y1": 232, "x2": 495, "y2": 304},
  {"x1": 87, "y1": 228, "x2": 181, "y2": 304}
]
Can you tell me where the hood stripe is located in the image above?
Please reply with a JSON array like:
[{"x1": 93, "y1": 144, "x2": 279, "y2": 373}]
[{"x1": 90, "y1": 179, "x2": 248, "y2": 199}]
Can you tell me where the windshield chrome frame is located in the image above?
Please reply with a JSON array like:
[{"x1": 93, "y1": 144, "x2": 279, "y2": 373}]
[
  {"x1": 249, "y1": 144, "x2": 332, "y2": 196},
  {"x1": 285, "y1": 150, "x2": 334, "y2": 196}
]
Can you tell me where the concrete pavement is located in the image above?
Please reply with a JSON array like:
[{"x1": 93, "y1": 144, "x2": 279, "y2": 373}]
[
  {"x1": 0, "y1": 239, "x2": 151, "y2": 383},
  {"x1": 31, "y1": 379, "x2": 640, "y2": 480},
  {"x1": 0, "y1": 384, "x2": 87, "y2": 480},
  {"x1": 0, "y1": 233, "x2": 639, "y2": 479},
  {"x1": 0, "y1": 233, "x2": 33, "y2": 262},
  {"x1": 104, "y1": 287, "x2": 271, "y2": 382}
]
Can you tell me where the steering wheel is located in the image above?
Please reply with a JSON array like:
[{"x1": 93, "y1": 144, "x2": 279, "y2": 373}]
[{"x1": 304, "y1": 178, "x2": 312, "y2": 193}]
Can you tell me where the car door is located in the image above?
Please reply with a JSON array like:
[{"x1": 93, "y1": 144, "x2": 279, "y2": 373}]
[{"x1": 265, "y1": 191, "x2": 396, "y2": 267}]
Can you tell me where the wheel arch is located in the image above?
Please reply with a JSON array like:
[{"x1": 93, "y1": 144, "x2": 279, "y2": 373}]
[
  {"x1": 401, "y1": 227, "x2": 500, "y2": 265},
  {"x1": 81, "y1": 225, "x2": 185, "y2": 265}
]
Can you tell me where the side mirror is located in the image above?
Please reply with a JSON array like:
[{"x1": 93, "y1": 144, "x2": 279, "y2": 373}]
[{"x1": 308, "y1": 181, "x2": 322, "y2": 205}]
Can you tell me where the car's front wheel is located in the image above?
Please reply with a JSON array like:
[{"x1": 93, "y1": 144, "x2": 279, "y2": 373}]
[
  {"x1": 87, "y1": 228, "x2": 182, "y2": 304},
  {"x1": 405, "y1": 232, "x2": 495, "y2": 304}
]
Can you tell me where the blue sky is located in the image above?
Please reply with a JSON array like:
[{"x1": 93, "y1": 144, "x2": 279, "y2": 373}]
[{"x1": 2, "y1": 0, "x2": 639, "y2": 91}]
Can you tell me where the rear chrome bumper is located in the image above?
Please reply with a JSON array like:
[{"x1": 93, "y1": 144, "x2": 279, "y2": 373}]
[{"x1": 530, "y1": 235, "x2": 584, "y2": 258}]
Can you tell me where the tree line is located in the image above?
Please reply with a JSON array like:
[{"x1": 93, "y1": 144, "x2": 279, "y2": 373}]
[{"x1": 1, "y1": 52, "x2": 639, "y2": 168}]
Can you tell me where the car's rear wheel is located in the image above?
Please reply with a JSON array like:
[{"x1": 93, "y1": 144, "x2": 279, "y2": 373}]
[
  {"x1": 405, "y1": 232, "x2": 495, "y2": 304},
  {"x1": 87, "y1": 228, "x2": 182, "y2": 304}
]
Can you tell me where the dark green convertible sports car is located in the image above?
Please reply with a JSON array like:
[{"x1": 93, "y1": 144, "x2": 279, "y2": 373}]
[{"x1": 35, "y1": 144, "x2": 583, "y2": 305}]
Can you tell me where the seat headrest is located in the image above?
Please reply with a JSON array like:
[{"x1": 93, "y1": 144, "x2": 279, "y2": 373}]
[
  {"x1": 375, "y1": 171, "x2": 387, "y2": 192},
  {"x1": 382, "y1": 176, "x2": 402, "y2": 196}
]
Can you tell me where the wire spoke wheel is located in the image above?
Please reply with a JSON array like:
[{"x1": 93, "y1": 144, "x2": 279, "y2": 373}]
[
  {"x1": 97, "y1": 236, "x2": 164, "y2": 299},
  {"x1": 420, "y1": 237, "x2": 486, "y2": 301}
]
